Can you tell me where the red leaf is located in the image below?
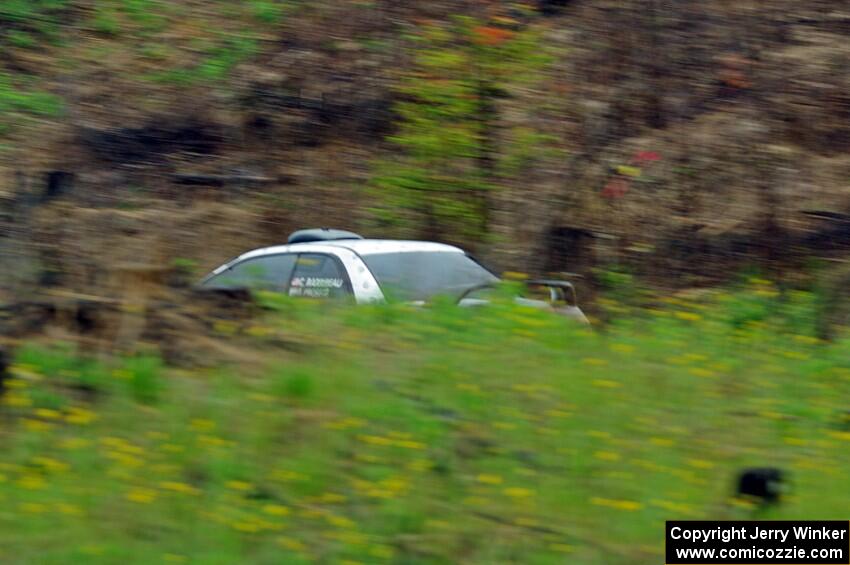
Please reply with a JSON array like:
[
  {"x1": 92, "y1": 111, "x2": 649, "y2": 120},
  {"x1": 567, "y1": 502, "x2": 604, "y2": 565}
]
[
  {"x1": 601, "y1": 178, "x2": 630, "y2": 199},
  {"x1": 472, "y1": 26, "x2": 514, "y2": 46},
  {"x1": 632, "y1": 151, "x2": 661, "y2": 165}
]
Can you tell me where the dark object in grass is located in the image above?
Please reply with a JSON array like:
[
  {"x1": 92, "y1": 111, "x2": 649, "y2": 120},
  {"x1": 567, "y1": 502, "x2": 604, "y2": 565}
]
[{"x1": 736, "y1": 468, "x2": 786, "y2": 505}]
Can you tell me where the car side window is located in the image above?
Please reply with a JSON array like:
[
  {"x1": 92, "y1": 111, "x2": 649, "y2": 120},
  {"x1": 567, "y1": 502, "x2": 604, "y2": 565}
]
[
  {"x1": 203, "y1": 254, "x2": 297, "y2": 291},
  {"x1": 289, "y1": 253, "x2": 352, "y2": 299}
]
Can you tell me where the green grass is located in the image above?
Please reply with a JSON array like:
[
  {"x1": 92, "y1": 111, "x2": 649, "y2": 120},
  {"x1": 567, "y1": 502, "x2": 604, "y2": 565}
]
[
  {"x1": 0, "y1": 73, "x2": 64, "y2": 136},
  {"x1": 0, "y1": 281, "x2": 848, "y2": 563}
]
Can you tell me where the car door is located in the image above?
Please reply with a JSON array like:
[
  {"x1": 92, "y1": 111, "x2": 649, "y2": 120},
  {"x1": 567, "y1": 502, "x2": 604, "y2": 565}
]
[
  {"x1": 288, "y1": 253, "x2": 353, "y2": 299},
  {"x1": 201, "y1": 253, "x2": 298, "y2": 292}
]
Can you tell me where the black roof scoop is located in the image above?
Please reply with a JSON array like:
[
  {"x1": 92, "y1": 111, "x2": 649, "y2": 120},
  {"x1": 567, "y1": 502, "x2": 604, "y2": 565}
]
[{"x1": 287, "y1": 228, "x2": 364, "y2": 244}]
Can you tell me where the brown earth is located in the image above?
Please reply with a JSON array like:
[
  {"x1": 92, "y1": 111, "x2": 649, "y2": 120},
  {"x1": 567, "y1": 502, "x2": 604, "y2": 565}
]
[{"x1": 1, "y1": 0, "x2": 849, "y2": 305}]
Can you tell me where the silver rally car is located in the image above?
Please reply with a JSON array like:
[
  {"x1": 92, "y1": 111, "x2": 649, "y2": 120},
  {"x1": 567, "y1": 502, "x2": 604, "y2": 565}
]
[{"x1": 200, "y1": 229, "x2": 588, "y2": 322}]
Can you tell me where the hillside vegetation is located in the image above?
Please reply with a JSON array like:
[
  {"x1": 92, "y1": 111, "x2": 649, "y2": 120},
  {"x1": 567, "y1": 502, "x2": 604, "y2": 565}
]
[
  {"x1": 1, "y1": 0, "x2": 849, "y2": 299},
  {"x1": 1, "y1": 282, "x2": 849, "y2": 564}
]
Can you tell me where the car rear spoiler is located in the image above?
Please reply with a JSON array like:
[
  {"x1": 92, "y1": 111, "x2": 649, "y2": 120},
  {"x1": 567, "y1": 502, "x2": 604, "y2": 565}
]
[{"x1": 525, "y1": 279, "x2": 578, "y2": 307}]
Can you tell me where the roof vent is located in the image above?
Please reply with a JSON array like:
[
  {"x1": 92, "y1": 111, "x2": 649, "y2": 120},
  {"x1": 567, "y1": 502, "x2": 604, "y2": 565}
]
[{"x1": 287, "y1": 228, "x2": 364, "y2": 245}]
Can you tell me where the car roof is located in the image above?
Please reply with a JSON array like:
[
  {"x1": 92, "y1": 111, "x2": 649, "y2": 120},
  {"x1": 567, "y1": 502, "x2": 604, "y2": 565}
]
[{"x1": 234, "y1": 239, "x2": 464, "y2": 263}]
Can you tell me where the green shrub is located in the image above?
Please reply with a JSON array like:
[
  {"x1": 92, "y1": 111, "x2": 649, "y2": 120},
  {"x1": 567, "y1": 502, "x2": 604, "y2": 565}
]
[{"x1": 124, "y1": 353, "x2": 164, "y2": 404}]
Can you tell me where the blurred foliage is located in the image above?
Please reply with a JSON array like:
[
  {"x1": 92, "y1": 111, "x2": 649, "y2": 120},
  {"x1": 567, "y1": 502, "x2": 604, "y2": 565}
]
[
  {"x1": 0, "y1": 283, "x2": 848, "y2": 563},
  {"x1": 370, "y1": 16, "x2": 552, "y2": 242},
  {"x1": 0, "y1": 73, "x2": 63, "y2": 136}
]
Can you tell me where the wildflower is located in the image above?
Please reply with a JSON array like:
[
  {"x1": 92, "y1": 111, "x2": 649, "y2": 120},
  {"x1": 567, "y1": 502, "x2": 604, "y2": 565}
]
[
  {"x1": 370, "y1": 545, "x2": 395, "y2": 559},
  {"x1": 159, "y1": 481, "x2": 200, "y2": 495},
  {"x1": 35, "y1": 408, "x2": 61, "y2": 420},
  {"x1": 675, "y1": 311, "x2": 702, "y2": 322},
  {"x1": 590, "y1": 497, "x2": 642, "y2": 511},
  {"x1": 406, "y1": 459, "x2": 432, "y2": 472},
  {"x1": 395, "y1": 439, "x2": 427, "y2": 450},
  {"x1": 65, "y1": 407, "x2": 97, "y2": 425},
  {"x1": 33, "y1": 456, "x2": 69, "y2": 473},
  {"x1": 549, "y1": 543, "x2": 574, "y2": 553},
  {"x1": 126, "y1": 488, "x2": 157, "y2": 504},
  {"x1": 503, "y1": 487, "x2": 534, "y2": 498},
  {"x1": 277, "y1": 537, "x2": 306, "y2": 551},
  {"x1": 2, "y1": 392, "x2": 32, "y2": 408},
  {"x1": 582, "y1": 357, "x2": 608, "y2": 366},
  {"x1": 16, "y1": 475, "x2": 46, "y2": 490},
  {"x1": 262, "y1": 504, "x2": 290, "y2": 516},
  {"x1": 56, "y1": 502, "x2": 83, "y2": 516},
  {"x1": 59, "y1": 437, "x2": 91, "y2": 450},
  {"x1": 323, "y1": 417, "x2": 366, "y2": 430},
  {"x1": 190, "y1": 418, "x2": 216, "y2": 432},
  {"x1": 477, "y1": 474, "x2": 503, "y2": 485},
  {"x1": 592, "y1": 379, "x2": 621, "y2": 388},
  {"x1": 686, "y1": 459, "x2": 715, "y2": 470},
  {"x1": 650, "y1": 499, "x2": 695, "y2": 515},
  {"x1": 198, "y1": 435, "x2": 230, "y2": 447},
  {"x1": 493, "y1": 421, "x2": 517, "y2": 430},
  {"x1": 225, "y1": 480, "x2": 252, "y2": 491},
  {"x1": 20, "y1": 502, "x2": 47, "y2": 514},
  {"x1": 325, "y1": 514, "x2": 355, "y2": 528}
]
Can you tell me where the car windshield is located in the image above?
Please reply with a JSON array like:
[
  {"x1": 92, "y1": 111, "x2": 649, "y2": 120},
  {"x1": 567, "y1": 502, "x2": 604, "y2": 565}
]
[{"x1": 361, "y1": 251, "x2": 498, "y2": 302}]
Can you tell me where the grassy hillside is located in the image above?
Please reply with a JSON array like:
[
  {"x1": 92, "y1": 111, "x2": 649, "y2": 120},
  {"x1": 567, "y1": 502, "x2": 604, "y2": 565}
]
[{"x1": 1, "y1": 280, "x2": 848, "y2": 564}]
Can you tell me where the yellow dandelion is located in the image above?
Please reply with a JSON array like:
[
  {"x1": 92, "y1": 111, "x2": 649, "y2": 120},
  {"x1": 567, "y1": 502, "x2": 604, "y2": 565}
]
[
  {"x1": 493, "y1": 421, "x2": 517, "y2": 430},
  {"x1": 549, "y1": 543, "x2": 574, "y2": 553},
  {"x1": 592, "y1": 379, "x2": 621, "y2": 388},
  {"x1": 650, "y1": 437, "x2": 675, "y2": 447},
  {"x1": 126, "y1": 488, "x2": 157, "y2": 504},
  {"x1": 395, "y1": 439, "x2": 427, "y2": 450},
  {"x1": 32, "y1": 457, "x2": 69, "y2": 473},
  {"x1": 159, "y1": 481, "x2": 200, "y2": 495},
  {"x1": 65, "y1": 407, "x2": 96, "y2": 425},
  {"x1": 225, "y1": 480, "x2": 252, "y2": 491},
  {"x1": 503, "y1": 487, "x2": 534, "y2": 498},
  {"x1": 675, "y1": 311, "x2": 702, "y2": 322},
  {"x1": 34, "y1": 408, "x2": 61, "y2": 420},
  {"x1": 277, "y1": 537, "x2": 306, "y2": 551},
  {"x1": 582, "y1": 357, "x2": 609, "y2": 366},
  {"x1": 262, "y1": 504, "x2": 290, "y2": 517},
  {"x1": 325, "y1": 514, "x2": 355, "y2": 528},
  {"x1": 231, "y1": 520, "x2": 262, "y2": 533},
  {"x1": 590, "y1": 497, "x2": 642, "y2": 511},
  {"x1": 16, "y1": 475, "x2": 46, "y2": 490},
  {"x1": 2, "y1": 392, "x2": 32, "y2": 408},
  {"x1": 369, "y1": 545, "x2": 395, "y2": 559},
  {"x1": 477, "y1": 474, "x2": 503, "y2": 485},
  {"x1": 190, "y1": 418, "x2": 216, "y2": 432},
  {"x1": 20, "y1": 502, "x2": 47, "y2": 514},
  {"x1": 55, "y1": 502, "x2": 83, "y2": 516}
]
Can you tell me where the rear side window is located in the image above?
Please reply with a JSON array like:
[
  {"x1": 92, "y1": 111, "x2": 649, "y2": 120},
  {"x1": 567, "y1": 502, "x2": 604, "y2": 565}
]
[
  {"x1": 289, "y1": 253, "x2": 352, "y2": 299},
  {"x1": 362, "y1": 251, "x2": 498, "y2": 301},
  {"x1": 203, "y1": 254, "x2": 297, "y2": 291}
]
